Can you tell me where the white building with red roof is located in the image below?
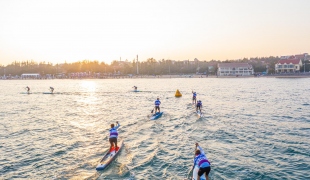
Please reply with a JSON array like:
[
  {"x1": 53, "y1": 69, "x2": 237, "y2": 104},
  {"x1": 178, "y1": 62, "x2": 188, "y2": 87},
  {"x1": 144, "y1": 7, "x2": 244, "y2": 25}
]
[
  {"x1": 217, "y1": 63, "x2": 254, "y2": 76},
  {"x1": 275, "y1": 59, "x2": 302, "y2": 73}
]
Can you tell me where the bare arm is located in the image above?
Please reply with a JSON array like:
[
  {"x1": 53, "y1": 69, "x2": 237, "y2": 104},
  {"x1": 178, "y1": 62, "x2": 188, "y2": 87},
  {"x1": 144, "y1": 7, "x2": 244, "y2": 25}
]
[
  {"x1": 198, "y1": 146, "x2": 206, "y2": 156},
  {"x1": 114, "y1": 121, "x2": 120, "y2": 129}
]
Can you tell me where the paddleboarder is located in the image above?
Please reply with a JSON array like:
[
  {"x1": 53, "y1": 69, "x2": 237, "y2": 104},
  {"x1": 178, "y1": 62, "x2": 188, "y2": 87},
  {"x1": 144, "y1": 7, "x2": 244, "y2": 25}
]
[
  {"x1": 26, "y1": 86, "x2": 30, "y2": 93},
  {"x1": 133, "y1": 86, "x2": 138, "y2": 91},
  {"x1": 50, "y1": 87, "x2": 54, "y2": 93},
  {"x1": 109, "y1": 121, "x2": 120, "y2": 152},
  {"x1": 192, "y1": 91, "x2": 197, "y2": 105},
  {"x1": 194, "y1": 143, "x2": 211, "y2": 180},
  {"x1": 154, "y1": 97, "x2": 161, "y2": 114},
  {"x1": 196, "y1": 100, "x2": 202, "y2": 113}
]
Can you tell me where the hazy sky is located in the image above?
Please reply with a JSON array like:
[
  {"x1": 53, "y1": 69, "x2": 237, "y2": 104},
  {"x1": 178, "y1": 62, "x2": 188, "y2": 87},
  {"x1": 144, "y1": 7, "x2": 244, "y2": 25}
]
[{"x1": 0, "y1": 0, "x2": 309, "y2": 65}]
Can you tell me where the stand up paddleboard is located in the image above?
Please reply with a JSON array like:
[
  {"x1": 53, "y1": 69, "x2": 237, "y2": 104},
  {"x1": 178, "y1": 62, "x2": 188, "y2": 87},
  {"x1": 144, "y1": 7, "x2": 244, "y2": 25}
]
[
  {"x1": 150, "y1": 112, "x2": 163, "y2": 120},
  {"x1": 43, "y1": 92, "x2": 53, "y2": 94},
  {"x1": 20, "y1": 92, "x2": 32, "y2": 94},
  {"x1": 196, "y1": 110, "x2": 203, "y2": 118},
  {"x1": 96, "y1": 140, "x2": 124, "y2": 171},
  {"x1": 192, "y1": 165, "x2": 206, "y2": 180}
]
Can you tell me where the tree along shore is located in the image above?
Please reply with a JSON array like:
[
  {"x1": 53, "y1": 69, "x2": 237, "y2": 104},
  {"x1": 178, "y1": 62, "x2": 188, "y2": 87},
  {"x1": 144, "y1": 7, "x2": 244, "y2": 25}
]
[{"x1": 1, "y1": 56, "x2": 309, "y2": 77}]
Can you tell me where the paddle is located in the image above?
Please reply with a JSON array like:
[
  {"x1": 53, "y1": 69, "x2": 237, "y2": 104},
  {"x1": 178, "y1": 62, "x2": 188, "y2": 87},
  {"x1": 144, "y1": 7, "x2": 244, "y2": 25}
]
[
  {"x1": 191, "y1": 89, "x2": 195, "y2": 105},
  {"x1": 151, "y1": 108, "x2": 154, "y2": 114},
  {"x1": 187, "y1": 143, "x2": 198, "y2": 179},
  {"x1": 186, "y1": 167, "x2": 193, "y2": 180}
]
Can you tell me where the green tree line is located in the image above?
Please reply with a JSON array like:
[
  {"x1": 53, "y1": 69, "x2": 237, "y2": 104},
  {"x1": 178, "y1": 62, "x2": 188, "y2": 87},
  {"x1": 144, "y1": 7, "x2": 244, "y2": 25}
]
[{"x1": 1, "y1": 56, "x2": 309, "y2": 76}]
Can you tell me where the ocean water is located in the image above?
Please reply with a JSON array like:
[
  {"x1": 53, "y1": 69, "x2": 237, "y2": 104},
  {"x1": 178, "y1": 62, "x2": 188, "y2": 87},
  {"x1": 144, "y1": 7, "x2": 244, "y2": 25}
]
[{"x1": 0, "y1": 78, "x2": 309, "y2": 180}]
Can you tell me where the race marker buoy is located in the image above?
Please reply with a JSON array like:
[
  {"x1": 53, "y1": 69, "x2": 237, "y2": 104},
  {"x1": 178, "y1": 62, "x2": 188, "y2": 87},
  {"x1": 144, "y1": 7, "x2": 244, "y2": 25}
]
[{"x1": 175, "y1": 89, "x2": 182, "y2": 97}]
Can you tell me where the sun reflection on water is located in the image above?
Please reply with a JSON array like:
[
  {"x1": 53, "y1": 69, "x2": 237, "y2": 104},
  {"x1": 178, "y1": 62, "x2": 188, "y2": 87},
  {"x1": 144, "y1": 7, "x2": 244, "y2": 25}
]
[
  {"x1": 80, "y1": 81, "x2": 97, "y2": 92},
  {"x1": 76, "y1": 81, "x2": 101, "y2": 114}
]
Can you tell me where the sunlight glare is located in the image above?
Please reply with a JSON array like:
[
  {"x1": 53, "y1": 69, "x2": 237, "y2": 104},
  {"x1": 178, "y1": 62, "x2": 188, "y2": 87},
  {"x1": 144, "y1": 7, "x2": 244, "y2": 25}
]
[{"x1": 80, "y1": 81, "x2": 97, "y2": 92}]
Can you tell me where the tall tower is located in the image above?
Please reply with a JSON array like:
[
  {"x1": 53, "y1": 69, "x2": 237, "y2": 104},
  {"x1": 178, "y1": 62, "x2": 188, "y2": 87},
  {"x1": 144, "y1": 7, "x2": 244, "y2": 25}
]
[{"x1": 136, "y1": 55, "x2": 139, "y2": 74}]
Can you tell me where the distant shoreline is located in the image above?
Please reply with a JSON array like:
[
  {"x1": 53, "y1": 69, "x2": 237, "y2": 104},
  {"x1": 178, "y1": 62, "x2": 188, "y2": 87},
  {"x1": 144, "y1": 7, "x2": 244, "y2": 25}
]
[{"x1": 1, "y1": 74, "x2": 310, "y2": 80}]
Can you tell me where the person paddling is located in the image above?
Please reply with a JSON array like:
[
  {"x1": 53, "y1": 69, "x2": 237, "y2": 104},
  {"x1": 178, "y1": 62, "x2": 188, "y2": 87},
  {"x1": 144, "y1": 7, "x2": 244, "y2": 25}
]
[
  {"x1": 26, "y1": 86, "x2": 30, "y2": 93},
  {"x1": 132, "y1": 86, "x2": 138, "y2": 91},
  {"x1": 109, "y1": 121, "x2": 120, "y2": 152},
  {"x1": 194, "y1": 143, "x2": 211, "y2": 180},
  {"x1": 196, "y1": 100, "x2": 202, "y2": 113},
  {"x1": 154, "y1": 97, "x2": 161, "y2": 114},
  {"x1": 50, "y1": 87, "x2": 54, "y2": 93},
  {"x1": 192, "y1": 91, "x2": 197, "y2": 105}
]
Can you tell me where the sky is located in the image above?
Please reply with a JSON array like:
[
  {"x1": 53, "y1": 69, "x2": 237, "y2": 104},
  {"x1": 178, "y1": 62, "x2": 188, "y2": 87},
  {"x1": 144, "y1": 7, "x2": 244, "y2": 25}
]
[{"x1": 0, "y1": 0, "x2": 309, "y2": 65}]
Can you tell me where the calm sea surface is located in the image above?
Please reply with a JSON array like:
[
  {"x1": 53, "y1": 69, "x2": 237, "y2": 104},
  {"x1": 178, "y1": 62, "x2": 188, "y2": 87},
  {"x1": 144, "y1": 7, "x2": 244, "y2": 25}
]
[{"x1": 0, "y1": 78, "x2": 309, "y2": 180}]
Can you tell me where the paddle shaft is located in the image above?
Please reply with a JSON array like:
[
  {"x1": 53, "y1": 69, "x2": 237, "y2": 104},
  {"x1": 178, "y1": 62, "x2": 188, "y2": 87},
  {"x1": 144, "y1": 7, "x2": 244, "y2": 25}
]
[{"x1": 186, "y1": 144, "x2": 198, "y2": 179}]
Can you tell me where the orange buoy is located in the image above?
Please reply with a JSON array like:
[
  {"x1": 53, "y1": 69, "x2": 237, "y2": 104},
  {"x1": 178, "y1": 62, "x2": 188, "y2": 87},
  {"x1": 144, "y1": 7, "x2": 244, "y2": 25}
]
[{"x1": 175, "y1": 89, "x2": 182, "y2": 97}]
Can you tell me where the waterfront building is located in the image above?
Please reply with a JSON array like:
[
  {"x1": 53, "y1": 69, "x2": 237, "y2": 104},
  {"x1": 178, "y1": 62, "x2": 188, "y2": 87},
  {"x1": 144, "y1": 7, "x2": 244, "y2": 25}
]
[
  {"x1": 217, "y1": 63, "x2": 254, "y2": 76},
  {"x1": 21, "y1": 73, "x2": 40, "y2": 79},
  {"x1": 276, "y1": 53, "x2": 308, "y2": 73},
  {"x1": 275, "y1": 59, "x2": 302, "y2": 73}
]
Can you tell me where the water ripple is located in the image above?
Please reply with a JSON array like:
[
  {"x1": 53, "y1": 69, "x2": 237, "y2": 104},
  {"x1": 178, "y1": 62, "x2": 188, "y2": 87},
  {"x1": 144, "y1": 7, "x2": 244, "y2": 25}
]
[{"x1": 1, "y1": 79, "x2": 310, "y2": 179}]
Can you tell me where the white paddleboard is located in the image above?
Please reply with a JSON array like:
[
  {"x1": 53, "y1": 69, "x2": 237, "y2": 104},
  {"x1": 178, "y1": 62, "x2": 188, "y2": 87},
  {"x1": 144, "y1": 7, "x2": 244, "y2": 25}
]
[
  {"x1": 196, "y1": 110, "x2": 203, "y2": 118},
  {"x1": 192, "y1": 165, "x2": 206, "y2": 180},
  {"x1": 96, "y1": 140, "x2": 124, "y2": 171}
]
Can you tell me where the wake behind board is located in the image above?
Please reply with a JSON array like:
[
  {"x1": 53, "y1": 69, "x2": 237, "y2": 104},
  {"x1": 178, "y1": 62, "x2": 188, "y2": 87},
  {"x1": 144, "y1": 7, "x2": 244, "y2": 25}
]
[
  {"x1": 96, "y1": 140, "x2": 124, "y2": 171},
  {"x1": 192, "y1": 165, "x2": 206, "y2": 180},
  {"x1": 150, "y1": 112, "x2": 163, "y2": 120}
]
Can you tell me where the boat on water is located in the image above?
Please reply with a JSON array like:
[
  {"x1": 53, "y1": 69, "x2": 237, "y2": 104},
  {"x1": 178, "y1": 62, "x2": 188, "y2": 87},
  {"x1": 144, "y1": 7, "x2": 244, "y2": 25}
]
[
  {"x1": 96, "y1": 140, "x2": 124, "y2": 171},
  {"x1": 150, "y1": 112, "x2": 163, "y2": 120}
]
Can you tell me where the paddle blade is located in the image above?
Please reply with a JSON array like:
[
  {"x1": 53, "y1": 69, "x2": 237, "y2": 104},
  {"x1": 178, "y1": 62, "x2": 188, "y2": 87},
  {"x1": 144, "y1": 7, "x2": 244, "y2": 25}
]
[{"x1": 151, "y1": 109, "x2": 154, "y2": 113}]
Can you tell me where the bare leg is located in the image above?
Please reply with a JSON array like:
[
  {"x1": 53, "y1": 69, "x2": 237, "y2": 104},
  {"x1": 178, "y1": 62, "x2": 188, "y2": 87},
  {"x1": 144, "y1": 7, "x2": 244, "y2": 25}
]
[
  {"x1": 109, "y1": 139, "x2": 113, "y2": 151},
  {"x1": 198, "y1": 172, "x2": 208, "y2": 180},
  {"x1": 115, "y1": 139, "x2": 118, "y2": 149}
]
